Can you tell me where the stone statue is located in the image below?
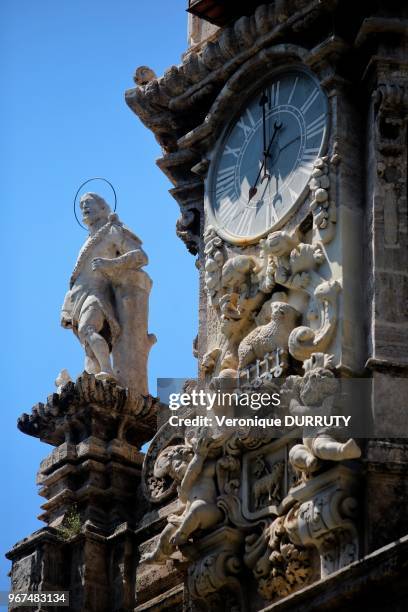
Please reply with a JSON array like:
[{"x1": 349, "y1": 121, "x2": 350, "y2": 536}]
[
  {"x1": 143, "y1": 435, "x2": 223, "y2": 564},
  {"x1": 282, "y1": 353, "x2": 361, "y2": 475},
  {"x1": 61, "y1": 192, "x2": 156, "y2": 395}
]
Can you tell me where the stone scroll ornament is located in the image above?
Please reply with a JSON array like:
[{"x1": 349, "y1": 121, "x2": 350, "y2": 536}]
[
  {"x1": 61, "y1": 189, "x2": 156, "y2": 396},
  {"x1": 202, "y1": 155, "x2": 341, "y2": 382}
]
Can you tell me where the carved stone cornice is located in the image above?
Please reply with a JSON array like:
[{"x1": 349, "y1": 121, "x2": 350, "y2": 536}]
[
  {"x1": 355, "y1": 17, "x2": 408, "y2": 48},
  {"x1": 125, "y1": 1, "x2": 339, "y2": 152},
  {"x1": 17, "y1": 372, "x2": 159, "y2": 448},
  {"x1": 126, "y1": 0, "x2": 347, "y2": 253}
]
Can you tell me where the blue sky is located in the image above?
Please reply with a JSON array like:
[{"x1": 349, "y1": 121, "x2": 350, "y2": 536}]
[{"x1": 0, "y1": 0, "x2": 197, "y2": 592}]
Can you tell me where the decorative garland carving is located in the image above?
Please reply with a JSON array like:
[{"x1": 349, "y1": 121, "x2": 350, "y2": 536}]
[
  {"x1": 204, "y1": 226, "x2": 226, "y2": 305},
  {"x1": 309, "y1": 156, "x2": 337, "y2": 244}
]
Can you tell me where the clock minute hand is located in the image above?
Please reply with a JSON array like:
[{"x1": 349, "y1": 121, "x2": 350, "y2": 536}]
[
  {"x1": 277, "y1": 134, "x2": 301, "y2": 156},
  {"x1": 259, "y1": 91, "x2": 268, "y2": 177},
  {"x1": 248, "y1": 120, "x2": 282, "y2": 203}
]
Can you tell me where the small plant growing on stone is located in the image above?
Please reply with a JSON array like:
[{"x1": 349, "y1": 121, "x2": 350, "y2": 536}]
[{"x1": 58, "y1": 505, "x2": 82, "y2": 540}]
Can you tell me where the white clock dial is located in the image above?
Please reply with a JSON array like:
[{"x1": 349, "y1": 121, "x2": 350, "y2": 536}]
[{"x1": 206, "y1": 68, "x2": 328, "y2": 243}]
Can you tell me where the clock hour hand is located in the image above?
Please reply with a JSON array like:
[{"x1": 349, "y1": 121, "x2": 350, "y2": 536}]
[{"x1": 248, "y1": 120, "x2": 282, "y2": 203}]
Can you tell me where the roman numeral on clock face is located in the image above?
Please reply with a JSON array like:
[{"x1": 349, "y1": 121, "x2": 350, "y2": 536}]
[
  {"x1": 216, "y1": 166, "x2": 235, "y2": 201},
  {"x1": 270, "y1": 80, "x2": 280, "y2": 107},
  {"x1": 266, "y1": 201, "x2": 278, "y2": 228},
  {"x1": 301, "y1": 88, "x2": 320, "y2": 115},
  {"x1": 223, "y1": 145, "x2": 241, "y2": 159},
  {"x1": 236, "y1": 108, "x2": 255, "y2": 138},
  {"x1": 287, "y1": 76, "x2": 299, "y2": 105},
  {"x1": 218, "y1": 201, "x2": 236, "y2": 226},
  {"x1": 235, "y1": 207, "x2": 253, "y2": 236},
  {"x1": 307, "y1": 113, "x2": 326, "y2": 139}
]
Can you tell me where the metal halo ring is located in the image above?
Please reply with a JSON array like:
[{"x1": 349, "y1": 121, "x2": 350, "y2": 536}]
[{"x1": 74, "y1": 177, "x2": 117, "y2": 230}]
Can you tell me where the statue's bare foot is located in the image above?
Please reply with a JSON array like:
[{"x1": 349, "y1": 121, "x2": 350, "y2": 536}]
[
  {"x1": 95, "y1": 371, "x2": 117, "y2": 383},
  {"x1": 340, "y1": 439, "x2": 361, "y2": 459}
]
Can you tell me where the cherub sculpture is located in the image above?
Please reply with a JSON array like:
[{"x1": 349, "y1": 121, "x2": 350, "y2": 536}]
[
  {"x1": 282, "y1": 353, "x2": 361, "y2": 475},
  {"x1": 143, "y1": 435, "x2": 223, "y2": 564}
]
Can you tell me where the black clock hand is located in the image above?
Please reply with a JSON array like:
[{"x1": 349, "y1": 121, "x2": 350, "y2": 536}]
[
  {"x1": 248, "y1": 120, "x2": 282, "y2": 203},
  {"x1": 259, "y1": 91, "x2": 268, "y2": 180},
  {"x1": 277, "y1": 134, "x2": 301, "y2": 156},
  {"x1": 267, "y1": 135, "x2": 301, "y2": 182}
]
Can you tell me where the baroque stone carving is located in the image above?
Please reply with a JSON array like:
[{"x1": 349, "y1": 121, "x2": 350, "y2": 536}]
[
  {"x1": 133, "y1": 65, "x2": 157, "y2": 86},
  {"x1": 126, "y1": 14, "x2": 333, "y2": 153},
  {"x1": 185, "y1": 527, "x2": 245, "y2": 612},
  {"x1": 201, "y1": 348, "x2": 222, "y2": 376},
  {"x1": 241, "y1": 436, "x2": 295, "y2": 521},
  {"x1": 17, "y1": 371, "x2": 158, "y2": 446},
  {"x1": 202, "y1": 146, "x2": 341, "y2": 379},
  {"x1": 61, "y1": 193, "x2": 156, "y2": 395},
  {"x1": 204, "y1": 226, "x2": 225, "y2": 306},
  {"x1": 309, "y1": 156, "x2": 336, "y2": 244},
  {"x1": 143, "y1": 434, "x2": 223, "y2": 563},
  {"x1": 244, "y1": 516, "x2": 314, "y2": 601},
  {"x1": 205, "y1": 221, "x2": 340, "y2": 381},
  {"x1": 55, "y1": 369, "x2": 72, "y2": 394},
  {"x1": 282, "y1": 353, "x2": 361, "y2": 476},
  {"x1": 284, "y1": 466, "x2": 359, "y2": 577},
  {"x1": 252, "y1": 458, "x2": 284, "y2": 510},
  {"x1": 287, "y1": 280, "x2": 341, "y2": 362},
  {"x1": 238, "y1": 302, "x2": 299, "y2": 371}
]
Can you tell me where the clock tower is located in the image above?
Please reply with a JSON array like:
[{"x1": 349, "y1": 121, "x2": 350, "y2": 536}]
[
  {"x1": 7, "y1": 2, "x2": 408, "y2": 612},
  {"x1": 125, "y1": 1, "x2": 408, "y2": 610}
]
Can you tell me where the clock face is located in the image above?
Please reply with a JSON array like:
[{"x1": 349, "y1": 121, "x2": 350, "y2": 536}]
[{"x1": 206, "y1": 68, "x2": 329, "y2": 243}]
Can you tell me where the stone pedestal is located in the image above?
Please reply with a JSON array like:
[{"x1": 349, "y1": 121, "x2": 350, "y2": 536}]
[{"x1": 7, "y1": 373, "x2": 160, "y2": 612}]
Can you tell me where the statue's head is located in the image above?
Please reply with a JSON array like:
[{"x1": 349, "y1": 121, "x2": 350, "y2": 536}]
[
  {"x1": 300, "y1": 369, "x2": 338, "y2": 406},
  {"x1": 153, "y1": 444, "x2": 193, "y2": 482},
  {"x1": 80, "y1": 192, "x2": 111, "y2": 227}
]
